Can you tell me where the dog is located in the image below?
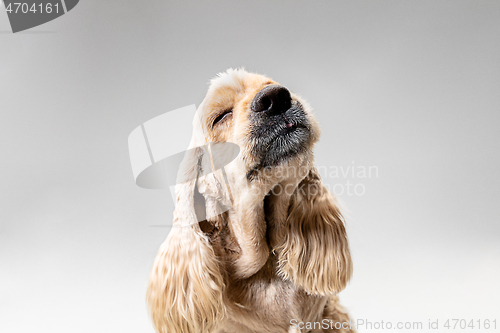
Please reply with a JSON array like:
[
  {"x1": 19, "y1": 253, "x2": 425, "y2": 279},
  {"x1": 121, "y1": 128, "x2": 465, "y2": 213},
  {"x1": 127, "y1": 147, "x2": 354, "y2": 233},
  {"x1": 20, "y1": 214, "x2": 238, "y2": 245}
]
[{"x1": 147, "y1": 69, "x2": 355, "y2": 333}]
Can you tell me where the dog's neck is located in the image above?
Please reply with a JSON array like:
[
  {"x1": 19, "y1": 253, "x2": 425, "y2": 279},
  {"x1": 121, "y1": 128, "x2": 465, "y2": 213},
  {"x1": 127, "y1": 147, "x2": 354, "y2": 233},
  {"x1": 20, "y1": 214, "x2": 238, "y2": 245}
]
[{"x1": 227, "y1": 158, "x2": 313, "y2": 278}]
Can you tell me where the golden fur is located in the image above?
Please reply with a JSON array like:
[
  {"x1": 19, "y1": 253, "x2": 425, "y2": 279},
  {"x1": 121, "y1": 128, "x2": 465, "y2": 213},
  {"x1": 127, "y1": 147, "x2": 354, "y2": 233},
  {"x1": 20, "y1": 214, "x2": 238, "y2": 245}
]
[{"x1": 147, "y1": 69, "x2": 355, "y2": 333}]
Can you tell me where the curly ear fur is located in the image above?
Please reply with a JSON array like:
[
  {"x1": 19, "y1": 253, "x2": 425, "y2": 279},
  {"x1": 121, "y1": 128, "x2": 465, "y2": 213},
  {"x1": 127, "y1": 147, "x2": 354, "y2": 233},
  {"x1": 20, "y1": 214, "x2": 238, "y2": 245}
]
[
  {"x1": 147, "y1": 221, "x2": 225, "y2": 333},
  {"x1": 146, "y1": 147, "x2": 225, "y2": 333},
  {"x1": 278, "y1": 168, "x2": 353, "y2": 296}
]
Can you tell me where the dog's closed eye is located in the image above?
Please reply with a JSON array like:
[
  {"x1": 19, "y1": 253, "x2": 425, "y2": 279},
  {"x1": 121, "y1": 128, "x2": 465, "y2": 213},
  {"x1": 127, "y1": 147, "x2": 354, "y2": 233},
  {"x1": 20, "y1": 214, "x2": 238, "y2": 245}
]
[{"x1": 212, "y1": 109, "x2": 233, "y2": 127}]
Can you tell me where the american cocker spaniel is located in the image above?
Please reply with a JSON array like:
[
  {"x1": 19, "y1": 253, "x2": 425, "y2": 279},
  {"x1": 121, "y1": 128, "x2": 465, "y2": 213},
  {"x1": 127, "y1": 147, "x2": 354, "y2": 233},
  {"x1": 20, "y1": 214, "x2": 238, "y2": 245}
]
[{"x1": 147, "y1": 69, "x2": 355, "y2": 333}]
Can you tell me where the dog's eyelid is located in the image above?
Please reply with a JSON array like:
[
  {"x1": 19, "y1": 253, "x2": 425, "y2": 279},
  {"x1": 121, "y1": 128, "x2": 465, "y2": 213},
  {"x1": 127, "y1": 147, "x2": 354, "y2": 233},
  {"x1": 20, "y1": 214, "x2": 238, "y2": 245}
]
[{"x1": 212, "y1": 108, "x2": 233, "y2": 127}]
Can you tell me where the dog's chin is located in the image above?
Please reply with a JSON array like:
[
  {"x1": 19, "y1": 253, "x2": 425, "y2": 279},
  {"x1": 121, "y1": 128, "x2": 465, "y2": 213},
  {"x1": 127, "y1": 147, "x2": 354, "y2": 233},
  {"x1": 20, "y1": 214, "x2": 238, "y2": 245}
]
[
  {"x1": 259, "y1": 124, "x2": 310, "y2": 167},
  {"x1": 246, "y1": 126, "x2": 312, "y2": 182}
]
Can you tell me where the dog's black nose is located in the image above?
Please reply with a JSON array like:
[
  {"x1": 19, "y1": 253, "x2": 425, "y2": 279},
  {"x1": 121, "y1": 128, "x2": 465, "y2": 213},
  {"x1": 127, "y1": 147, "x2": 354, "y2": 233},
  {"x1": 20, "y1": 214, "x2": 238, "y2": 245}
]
[{"x1": 251, "y1": 85, "x2": 292, "y2": 114}]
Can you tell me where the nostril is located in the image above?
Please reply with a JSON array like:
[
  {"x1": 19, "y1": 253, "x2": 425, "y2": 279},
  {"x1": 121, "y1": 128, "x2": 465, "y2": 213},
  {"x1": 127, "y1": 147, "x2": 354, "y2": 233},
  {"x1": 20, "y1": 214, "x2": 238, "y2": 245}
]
[
  {"x1": 251, "y1": 85, "x2": 292, "y2": 114},
  {"x1": 260, "y1": 97, "x2": 272, "y2": 112}
]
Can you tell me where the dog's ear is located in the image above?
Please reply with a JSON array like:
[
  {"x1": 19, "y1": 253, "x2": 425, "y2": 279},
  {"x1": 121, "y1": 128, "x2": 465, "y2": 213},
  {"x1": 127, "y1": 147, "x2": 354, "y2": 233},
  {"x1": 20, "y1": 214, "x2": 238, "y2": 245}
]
[
  {"x1": 147, "y1": 147, "x2": 225, "y2": 333},
  {"x1": 278, "y1": 168, "x2": 352, "y2": 295}
]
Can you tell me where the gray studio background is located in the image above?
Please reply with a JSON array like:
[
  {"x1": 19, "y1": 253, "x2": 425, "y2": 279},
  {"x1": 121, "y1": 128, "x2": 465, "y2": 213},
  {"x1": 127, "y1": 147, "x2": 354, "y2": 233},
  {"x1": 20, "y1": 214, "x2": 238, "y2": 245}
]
[{"x1": 1, "y1": 1, "x2": 499, "y2": 332}]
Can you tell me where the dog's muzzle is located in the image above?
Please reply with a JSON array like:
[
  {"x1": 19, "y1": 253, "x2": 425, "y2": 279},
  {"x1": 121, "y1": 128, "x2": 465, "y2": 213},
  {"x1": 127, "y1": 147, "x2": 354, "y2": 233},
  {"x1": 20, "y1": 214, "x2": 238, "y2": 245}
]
[{"x1": 248, "y1": 85, "x2": 312, "y2": 168}]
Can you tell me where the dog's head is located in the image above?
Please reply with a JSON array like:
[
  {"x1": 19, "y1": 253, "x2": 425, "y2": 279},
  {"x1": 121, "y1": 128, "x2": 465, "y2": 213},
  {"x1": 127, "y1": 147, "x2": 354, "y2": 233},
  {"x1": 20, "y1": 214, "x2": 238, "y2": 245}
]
[{"x1": 197, "y1": 68, "x2": 320, "y2": 184}]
